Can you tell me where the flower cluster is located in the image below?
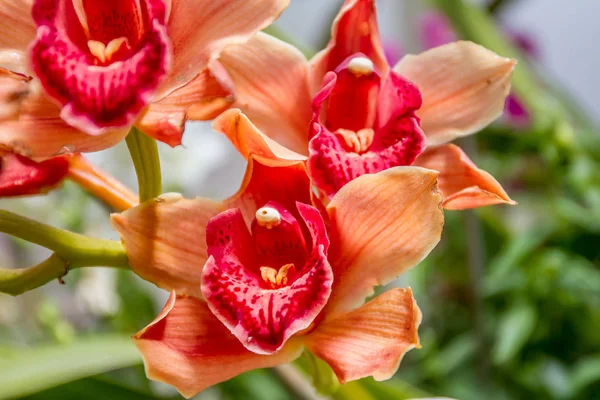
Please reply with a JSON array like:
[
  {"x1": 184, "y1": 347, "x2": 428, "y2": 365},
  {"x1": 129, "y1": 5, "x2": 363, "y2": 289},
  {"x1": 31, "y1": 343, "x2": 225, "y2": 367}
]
[{"x1": 0, "y1": 0, "x2": 516, "y2": 397}]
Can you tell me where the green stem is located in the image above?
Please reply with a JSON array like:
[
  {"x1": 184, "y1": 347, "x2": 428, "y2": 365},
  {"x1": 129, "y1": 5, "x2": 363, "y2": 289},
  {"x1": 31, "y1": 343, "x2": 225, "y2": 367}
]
[
  {"x1": 0, "y1": 253, "x2": 127, "y2": 296},
  {"x1": 0, "y1": 210, "x2": 128, "y2": 267},
  {"x1": 125, "y1": 127, "x2": 162, "y2": 202}
]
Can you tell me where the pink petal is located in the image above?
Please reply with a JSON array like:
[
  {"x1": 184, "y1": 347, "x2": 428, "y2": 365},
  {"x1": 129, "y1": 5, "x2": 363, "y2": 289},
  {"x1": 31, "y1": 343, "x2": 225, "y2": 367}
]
[
  {"x1": 138, "y1": 62, "x2": 234, "y2": 147},
  {"x1": 30, "y1": 0, "x2": 171, "y2": 134},
  {"x1": 159, "y1": 0, "x2": 290, "y2": 97},
  {"x1": 213, "y1": 33, "x2": 312, "y2": 156},
  {"x1": 110, "y1": 194, "x2": 224, "y2": 297},
  {"x1": 224, "y1": 158, "x2": 312, "y2": 224},
  {"x1": 310, "y1": 0, "x2": 388, "y2": 92},
  {"x1": 202, "y1": 203, "x2": 332, "y2": 354},
  {"x1": 0, "y1": 87, "x2": 129, "y2": 159},
  {"x1": 325, "y1": 167, "x2": 443, "y2": 313},
  {"x1": 212, "y1": 109, "x2": 307, "y2": 165},
  {"x1": 0, "y1": 0, "x2": 36, "y2": 51},
  {"x1": 414, "y1": 144, "x2": 515, "y2": 210},
  {"x1": 0, "y1": 151, "x2": 69, "y2": 196},
  {"x1": 306, "y1": 288, "x2": 421, "y2": 383},
  {"x1": 394, "y1": 41, "x2": 516, "y2": 145},
  {"x1": 134, "y1": 292, "x2": 303, "y2": 398}
]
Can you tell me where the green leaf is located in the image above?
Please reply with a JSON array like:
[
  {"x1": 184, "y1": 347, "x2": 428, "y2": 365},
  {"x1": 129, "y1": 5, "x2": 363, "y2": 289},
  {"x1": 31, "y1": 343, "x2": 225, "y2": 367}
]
[
  {"x1": 0, "y1": 335, "x2": 142, "y2": 399},
  {"x1": 570, "y1": 355, "x2": 600, "y2": 395},
  {"x1": 492, "y1": 301, "x2": 538, "y2": 365},
  {"x1": 125, "y1": 126, "x2": 162, "y2": 202}
]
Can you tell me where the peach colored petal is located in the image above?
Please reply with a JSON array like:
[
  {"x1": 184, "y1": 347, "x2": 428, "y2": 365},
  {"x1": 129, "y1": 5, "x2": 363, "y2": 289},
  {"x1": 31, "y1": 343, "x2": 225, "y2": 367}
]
[
  {"x1": 305, "y1": 288, "x2": 421, "y2": 383},
  {"x1": 325, "y1": 166, "x2": 443, "y2": 314},
  {"x1": 138, "y1": 61, "x2": 234, "y2": 147},
  {"x1": 212, "y1": 109, "x2": 307, "y2": 166},
  {"x1": 160, "y1": 0, "x2": 290, "y2": 97},
  {"x1": 135, "y1": 292, "x2": 303, "y2": 398},
  {"x1": 224, "y1": 158, "x2": 311, "y2": 224},
  {"x1": 394, "y1": 41, "x2": 516, "y2": 145},
  {"x1": 215, "y1": 32, "x2": 312, "y2": 155},
  {"x1": 110, "y1": 194, "x2": 224, "y2": 297},
  {"x1": 309, "y1": 0, "x2": 388, "y2": 92},
  {"x1": 414, "y1": 144, "x2": 515, "y2": 210},
  {"x1": 0, "y1": 0, "x2": 36, "y2": 51},
  {"x1": 0, "y1": 67, "x2": 31, "y2": 121},
  {"x1": 0, "y1": 89, "x2": 128, "y2": 159}
]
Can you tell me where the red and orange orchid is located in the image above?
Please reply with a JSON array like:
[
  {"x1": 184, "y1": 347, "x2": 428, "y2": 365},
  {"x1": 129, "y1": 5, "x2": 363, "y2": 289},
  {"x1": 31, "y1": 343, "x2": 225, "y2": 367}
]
[
  {"x1": 0, "y1": 0, "x2": 289, "y2": 158},
  {"x1": 207, "y1": 0, "x2": 516, "y2": 210},
  {"x1": 111, "y1": 159, "x2": 444, "y2": 397}
]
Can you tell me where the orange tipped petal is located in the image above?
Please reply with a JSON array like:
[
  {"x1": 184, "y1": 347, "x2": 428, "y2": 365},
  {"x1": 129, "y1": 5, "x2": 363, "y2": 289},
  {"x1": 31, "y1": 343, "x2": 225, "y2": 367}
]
[
  {"x1": 394, "y1": 41, "x2": 516, "y2": 145},
  {"x1": 216, "y1": 32, "x2": 312, "y2": 155},
  {"x1": 310, "y1": 0, "x2": 388, "y2": 92},
  {"x1": 138, "y1": 62, "x2": 235, "y2": 147},
  {"x1": 224, "y1": 158, "x2": 311, "y2": 224},
  {"x1": 0, "y1": 0, "x2": 36, "y2": 51},
  {"x1": 414, "y1": 144, "x2": 515, "y2": 210},
  {"x1": 212, "y1": 109, "x2": 307, "y2": 166},
  {"x1": 110, "y1": 194, "x2": 223, "y2": 297},
  {"x1": 135, "y1": 292, "x2": 303, "y2": 398},
  {"x1": 325, "y1": 167, "x2": 443, "y2": 314},
  {"x1": 305, "y1": 288, "x2": 421, "y2": 383},
  {"x1": 160, "y1": 0, "x2": 290, "y2": 97}
]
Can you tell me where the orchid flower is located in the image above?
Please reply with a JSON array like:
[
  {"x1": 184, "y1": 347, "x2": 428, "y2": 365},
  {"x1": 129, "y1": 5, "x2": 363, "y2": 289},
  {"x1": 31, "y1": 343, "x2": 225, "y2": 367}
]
[
  {"x1": 206, "y1": 0, "x2": 516, "y2": 209},
  {"x1": 0, "y1": 0, "x2": 289, "y2": 158},
  {"x1": 111, "y1": 158, "x2": 444, "y2": 397}
]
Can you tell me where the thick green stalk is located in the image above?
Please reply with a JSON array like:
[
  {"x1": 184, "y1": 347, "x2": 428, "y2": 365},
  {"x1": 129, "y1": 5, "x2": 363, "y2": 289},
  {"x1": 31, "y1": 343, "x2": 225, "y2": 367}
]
[
  {"x1": 125, "y1": 127, "x2": 162, "y2": 202},
  {"x1": 0, "y1": 210, "x2": 129, "y2": 295}
]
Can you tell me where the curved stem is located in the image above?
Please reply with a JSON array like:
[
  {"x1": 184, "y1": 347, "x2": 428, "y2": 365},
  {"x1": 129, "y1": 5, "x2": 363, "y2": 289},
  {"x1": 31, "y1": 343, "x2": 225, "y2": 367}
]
[
  {"x1": 67, "y1": 154, "x2": 139, "y2": 211},
  {"x1": 0, "y1": 253, "x2": 127, "y2": 296},
  {"x1": 125, "y1": 127, "x2": 162, "y2": 202},
  {"x1": 0, "y1": 210, "x2": 128, "y2": 267}
]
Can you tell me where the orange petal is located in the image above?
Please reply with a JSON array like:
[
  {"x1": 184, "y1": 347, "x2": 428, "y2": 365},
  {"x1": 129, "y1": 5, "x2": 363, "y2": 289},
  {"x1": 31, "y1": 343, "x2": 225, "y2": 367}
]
[
  {"x1": 394, "y1": 41, "x2": 516, "y2": 145},
  {"x1": 0, "y1": 1, "x2": 36, "y2": 52},
  {"x1": 414, "y1": 144, "x2": 515, "y2": 210},
  {"x1": 138, "y1": 61, "x2": 234, "y2": 147},
  {"x1": 110, "y1": 194, "x2": 224, "y2": 297},
  {"x1": 0, "y1": 90, "x2": 129, "y2": 159},
  {"x1": 325, "y1": 166, "x2": 443, "y2": 314},
  {"x1": 224, "y1": 157, "x2": 312, "y2": 223},
  {"x1": 309, "y1": 0, "x2": 388, "y2": 92},
  {"x1": 159, "y1": 0, "x2": 290, "y2": 97},
  {"x1": 135, "y1": 292, "x2": 303, "y2": 398},
  {"x1": 305, "y1": 288, "x2": 421, "y2": 383},
  {"x1": 212, "y1": 109, "x2": 307, "y2": 166},
  {"x1": 215, "y1": 32, "x2": 312, "y2": 155}
]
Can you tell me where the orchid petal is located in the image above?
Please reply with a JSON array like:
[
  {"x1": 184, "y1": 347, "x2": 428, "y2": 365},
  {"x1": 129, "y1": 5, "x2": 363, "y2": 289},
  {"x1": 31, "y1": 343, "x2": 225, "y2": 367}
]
[
  {"x1": 0, "y1": 67, "x2": 31, "y2": 121},
  {"x1": 134, "y1": 292, "x2": 303, "y2": 398},
  {"x1": 394, "y1": 41, "x2": 516, "y2": 145},
  {"x1": 414, "y1": 144, "x2": 515, "y2": 210},
  {"x1": 213, "y1": 32, "x2": 312, "y2": 156},
  {"x1": 310, "y1": 0, "x2": 388, "y2": 92},
  {"x1": 160, "y1": 0, "x2": 290, "y2": 96},
  {"x1": 306, "y1": 288, "x2": 421, "y2": 383},
  {"x1": 0, "y1": 89, "x2": 128, "y2": 159},
  {"x1": 138, "y1": 62, "x2": 234, "y2": 147},
  {"x1": 0, "y1": 0, "x2": 36, "y2": 51},
  {"x1": 110, "y1": 194, "x2": 223, "y2": 297},
  {"x1": 224, "y1": 158, "x2": 311, "y2": 223},
  {"x1": 30, "y1": 0, "x2": 171, "y2": 134},
  {"x1": 0, "y1": 151, "x2": 69, "y2": 196},
  {"x1": 325, "y1": 166, "x2": 443, "y2": 314},
  {"x1": 212, "y1": 109, "x2": 307, "y2": 166}
]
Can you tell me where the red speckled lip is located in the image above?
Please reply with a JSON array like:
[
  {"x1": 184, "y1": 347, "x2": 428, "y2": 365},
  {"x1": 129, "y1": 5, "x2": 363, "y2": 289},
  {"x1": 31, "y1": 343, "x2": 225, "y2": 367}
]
[
  {"x1": 29, "y1": 0, "x2": 170, "y2": 134},
  {"x1": 308, "y1": 53, "x2": 426, "y2": 199},
  {"x1": 201, "y1": 202, "x2": 332, "y2": 355}
]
